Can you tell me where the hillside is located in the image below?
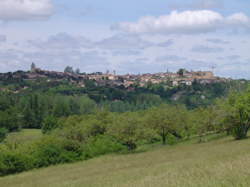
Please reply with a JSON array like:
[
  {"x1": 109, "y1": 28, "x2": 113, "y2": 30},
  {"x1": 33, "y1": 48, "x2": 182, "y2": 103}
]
[{"x1": 1, "y1": 136, "x2": 250, "y2": 187}]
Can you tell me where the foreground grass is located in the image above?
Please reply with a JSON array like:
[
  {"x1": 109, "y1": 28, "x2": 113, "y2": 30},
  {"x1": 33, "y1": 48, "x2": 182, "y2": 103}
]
[{"x1": 1, "y1": 136, "x2": 250, "y2": 187}]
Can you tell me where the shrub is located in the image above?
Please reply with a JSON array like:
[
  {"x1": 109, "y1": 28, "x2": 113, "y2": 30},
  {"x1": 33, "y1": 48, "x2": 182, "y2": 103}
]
[
  {"x1": 42, "y1": 116, "x2": 58, "y2": 134},
  {"x1": 83, "y1": 135, "x2": 126, "y2": 159},
  {"x1": 166, "y1": 134, "x2": 179, "y2": 145},
  {"x1": 32, "y1": 136, "x2": 83, "y2": 167},
  {"x1": 0, "y1": 150, "x2": 34, "y2": 176}
]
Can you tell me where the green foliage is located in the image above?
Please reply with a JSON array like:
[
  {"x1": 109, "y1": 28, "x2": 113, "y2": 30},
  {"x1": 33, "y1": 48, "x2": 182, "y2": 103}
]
[
  {"x1": 224, "y1": 90, "x2": 250, "y2": 140},
  {"x1": 145, "y1": 105, "x2": 186, "y2": 145},
  {"x1": 107, "y1": 112, "x2": 155, "y2": 150},
  {"x1": 31, "y1": 136, "x2": 83, "y2": 167},
  {"x1": 0, "y1": 107, "x2": 21, "y2": 131},
  {"x1": 0, "y1": 75, "x2": 249, "y2": 176},
  {"x1": 42, "y1": 116, "x2": 58, "y2": 134},
  {"x1": 22, "y1": 94, "x2": 46, "y2": 128},
  {"x1": 0, "y1": 128, "x2": 8, "y2": 142},
  {"x1": 0, "y1": 146, "x2": 34, "y2": 176},
  {"x1": 83, "y1": 135, "x2": 126, "y2": 159},
  {"x1": 166, "y1": 134, "x2": 179, "y2": 145}
]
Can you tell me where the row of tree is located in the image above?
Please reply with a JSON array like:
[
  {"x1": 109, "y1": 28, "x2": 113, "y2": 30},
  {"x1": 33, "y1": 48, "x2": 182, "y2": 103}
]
[{"x1": 1, "y1": 88, "x2": 250, "y2": 175}]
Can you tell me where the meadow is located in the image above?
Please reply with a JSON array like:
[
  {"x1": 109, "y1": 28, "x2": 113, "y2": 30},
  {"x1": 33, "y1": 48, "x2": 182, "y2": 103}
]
[
  {"x1": 1, "y1": 135, "x2": 250, "y2": 187},
  {"x1": 4, "y1": 129, "x2": 42, "y2": 145}
]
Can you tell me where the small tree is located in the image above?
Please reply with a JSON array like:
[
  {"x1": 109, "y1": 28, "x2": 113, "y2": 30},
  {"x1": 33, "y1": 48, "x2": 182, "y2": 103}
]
[
  {"x1": 107, "y1": 112, "x2": 153, "y2": 150},
  {"x1": 145, "y1": 105, "x2": 184, "y2": 145},
  {"x1": 192, "y1": 107, "x2": 218, "y2": 143}
]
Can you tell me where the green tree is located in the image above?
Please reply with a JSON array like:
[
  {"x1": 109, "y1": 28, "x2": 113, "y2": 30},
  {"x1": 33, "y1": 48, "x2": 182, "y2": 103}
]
[
  {"x1": 224, "y1": 91, "x2": 250, "y2": 140},
  {"x1": 53, "y1": 96, "x2": 71, "y2": 117},
  {"x1": 107, "y1": 112, "x2": 153, "y2": 150},
  {"x1": 0, "y1": 107, "x2": 21, "y2": 131},
  {"x1": 145, "y1": 105, "x2": 184, "y2": 145},
  {"x1": 192, "y1": 107, "x2": 219, "y2": 142},
  {"x1": 42, "y1": 116, "x2": 58, "y2": 134},
  {"x1": 22, "y1": 94, "x2": 45, "y2": 128}
]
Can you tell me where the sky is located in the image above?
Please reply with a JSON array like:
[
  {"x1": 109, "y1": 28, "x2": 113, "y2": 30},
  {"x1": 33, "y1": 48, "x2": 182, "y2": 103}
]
[{"x1": 0, "y1": 0, "x2": 250, "y2": 79}]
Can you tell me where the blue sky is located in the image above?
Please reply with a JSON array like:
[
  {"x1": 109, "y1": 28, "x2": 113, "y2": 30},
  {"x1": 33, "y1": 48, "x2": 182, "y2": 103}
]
[{"x1": 0, "y1": 0, "x2": 250, "y2": 79}]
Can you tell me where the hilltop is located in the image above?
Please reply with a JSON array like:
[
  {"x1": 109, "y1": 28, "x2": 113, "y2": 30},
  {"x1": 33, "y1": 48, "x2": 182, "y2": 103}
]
[
  {"x1": 1, "y1": 135, "x2": 250, "y2": 187},
  {"x1": 0, "y1": 64, "x2": 231, "y2": 90},
  {"x1": 0, "y1": 64, "x2": 248, "y2": 110}
]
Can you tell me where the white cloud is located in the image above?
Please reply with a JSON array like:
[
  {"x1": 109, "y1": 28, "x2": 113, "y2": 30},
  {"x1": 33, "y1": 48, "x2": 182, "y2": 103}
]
[
  {"x1": 0, "y1": 0, "x2": 53, "y2": 21},
  {"x1": 227, "y1": 13, "x2": 250, "y2": 27},
  {"x1": 113, "y1": 10, "x2": 250, "y2": 34}
]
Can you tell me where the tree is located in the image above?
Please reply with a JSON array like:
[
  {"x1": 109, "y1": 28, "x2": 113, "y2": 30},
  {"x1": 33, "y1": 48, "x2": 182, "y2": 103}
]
[
  {"x1": 53, "y1": 96, "x2": 71, "y2": 117},
  {"x1": 75, "y1": 68, "x2": 80, "y2": 74},
  {"x1": 191, "y1": 106, "x2": 220, "y2": 142},
  {"x1": 145, "y1": 105, "x2": 184, "y2": 145},
  {"x1": 0, "y1": 107, "x2": 21, "y2": 131},
  {"x1": 22, "y1": 94, "x2": 45, "y2": 128},
  {"x1": 107, "y1": 112, "x2": 153, "y2": 150},
  {"x1": 224, "y1": 91, "x2": 250, "y2": 140},
  {"x1": 64, "y1": 66, "x2": 74, "y2": 74},
  {"x1": 177, "y1": 69, "x2": 186, "y2": 77}
]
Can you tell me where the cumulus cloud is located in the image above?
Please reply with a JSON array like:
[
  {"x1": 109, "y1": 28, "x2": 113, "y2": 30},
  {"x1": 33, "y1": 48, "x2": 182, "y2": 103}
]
[
  {"x1": 113, "y1": 10, "x2": 250, "y2": 34},
  {"x1": 0, "y1": 0, "x2": 53, "y2": 21}
]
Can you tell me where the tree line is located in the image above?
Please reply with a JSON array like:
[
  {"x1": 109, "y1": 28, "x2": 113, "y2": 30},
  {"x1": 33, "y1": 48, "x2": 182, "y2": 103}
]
[{"x1": 1, "y1": 87, "x2": 250, "y2": 175}]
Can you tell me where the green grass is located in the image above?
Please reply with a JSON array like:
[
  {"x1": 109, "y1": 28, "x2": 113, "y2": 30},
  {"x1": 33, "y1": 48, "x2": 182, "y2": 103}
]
[
  {"x1": 4, "y1": 129, "x2": 42, "y2": 145},
  {"x1": 1, "y1": 135, "x2": 250, "y2": 187}
]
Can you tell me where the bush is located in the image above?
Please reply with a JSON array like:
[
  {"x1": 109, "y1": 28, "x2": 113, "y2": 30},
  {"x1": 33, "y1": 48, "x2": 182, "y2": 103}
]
[
  {"x1": 42, "y1": 116, "x2": 58, "y2": 134},
  {"x1": 0, "y1": 150, "x2": 34, "y2": 176},
  {"x1": 32, "y1": 136, "x2": 83, "y2": 167},
  {"x1": 166, "y1": 134, "x2": 179, "y2": 145},
  {"x1": 83, "y1": 135, "x2": 126, "y2": 159}
]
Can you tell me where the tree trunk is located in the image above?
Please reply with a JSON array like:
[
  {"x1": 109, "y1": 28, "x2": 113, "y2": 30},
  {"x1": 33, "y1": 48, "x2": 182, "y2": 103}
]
[{"x1": 162, "y1": 133, "x2": 166, "y2": 145}]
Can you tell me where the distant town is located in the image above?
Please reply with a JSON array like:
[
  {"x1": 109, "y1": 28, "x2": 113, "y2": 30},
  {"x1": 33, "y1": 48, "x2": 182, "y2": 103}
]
[{"x1": 0, "y1": 63, "x2": 230, "y2": 89}]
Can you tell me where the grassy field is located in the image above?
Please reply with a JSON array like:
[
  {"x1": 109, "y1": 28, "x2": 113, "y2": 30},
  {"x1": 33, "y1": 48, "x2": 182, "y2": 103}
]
[
  {"x1": 4, "y1": 129, "x2": 42, "y2": 145},
  {"x1": 1, "y1": 135, "x2": 250, "y2": 187}
]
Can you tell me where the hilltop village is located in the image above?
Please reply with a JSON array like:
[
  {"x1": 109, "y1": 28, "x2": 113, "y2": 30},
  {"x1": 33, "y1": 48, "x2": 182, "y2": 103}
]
[{"x1": 0, "y1": 64, "x2": 229, "y2": 90}]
